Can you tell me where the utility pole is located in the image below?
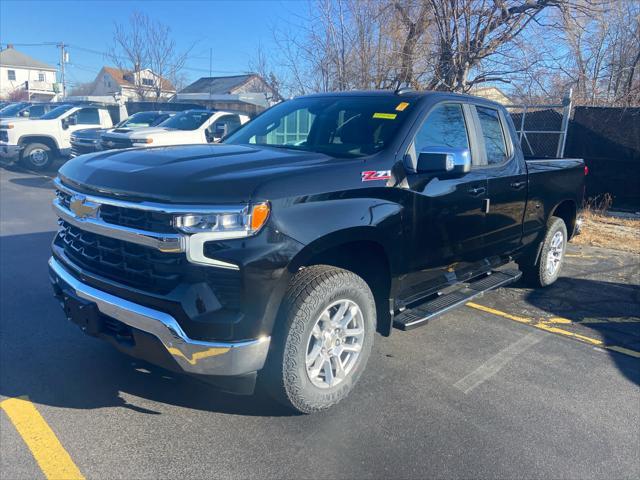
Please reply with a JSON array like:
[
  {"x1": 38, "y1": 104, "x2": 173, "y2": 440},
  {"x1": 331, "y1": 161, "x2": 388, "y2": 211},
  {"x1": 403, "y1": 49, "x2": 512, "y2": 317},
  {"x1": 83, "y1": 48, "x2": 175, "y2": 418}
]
[
  {"x1": 58, "y1": 42, "x2": 66, "y2": 99},
  {"x1": 209, "y1": 47, "x2": 213, "y2": 107}
]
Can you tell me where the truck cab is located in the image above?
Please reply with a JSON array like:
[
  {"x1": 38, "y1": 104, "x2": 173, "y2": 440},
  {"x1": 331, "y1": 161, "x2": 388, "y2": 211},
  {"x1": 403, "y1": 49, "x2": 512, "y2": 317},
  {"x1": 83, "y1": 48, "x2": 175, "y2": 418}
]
[
  {"x1": 0, "y1": 103, "x2": 114, "y2": 170},
  {"x1": 99, "y1": 109, "x2": 250, "y2": 150}
]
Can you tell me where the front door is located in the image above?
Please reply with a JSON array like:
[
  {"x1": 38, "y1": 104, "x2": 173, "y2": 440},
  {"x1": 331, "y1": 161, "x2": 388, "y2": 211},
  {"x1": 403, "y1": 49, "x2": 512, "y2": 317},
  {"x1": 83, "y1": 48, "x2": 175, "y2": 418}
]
[{"x1": 398, "y1": 102, "x2": 488, "y2": 304}]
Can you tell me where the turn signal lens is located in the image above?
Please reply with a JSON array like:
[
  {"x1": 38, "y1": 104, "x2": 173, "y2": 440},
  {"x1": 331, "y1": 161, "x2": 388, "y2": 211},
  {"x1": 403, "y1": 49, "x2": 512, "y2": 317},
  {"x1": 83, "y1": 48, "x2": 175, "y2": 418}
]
[{"x1": 251, "y1": 203, "x2": 270, "y2": 231}]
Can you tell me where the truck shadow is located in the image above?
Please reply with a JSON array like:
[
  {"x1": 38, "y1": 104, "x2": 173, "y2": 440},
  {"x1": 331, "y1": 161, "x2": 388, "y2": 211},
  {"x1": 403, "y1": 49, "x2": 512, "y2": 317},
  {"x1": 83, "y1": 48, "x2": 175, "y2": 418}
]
[
  {"x1": 0, "y1": 231, "x2": 297, "y2": 417},
  {"x1": 515, "y1": 275, "x2": 640, "y2": 386}
]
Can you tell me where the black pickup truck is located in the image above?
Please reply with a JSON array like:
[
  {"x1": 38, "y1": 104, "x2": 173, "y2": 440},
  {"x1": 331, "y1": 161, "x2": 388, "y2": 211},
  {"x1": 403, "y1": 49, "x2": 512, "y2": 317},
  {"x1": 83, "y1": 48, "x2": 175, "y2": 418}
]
[{"x1": 49, "y1": 91, "x2": 585, "y2": 413}]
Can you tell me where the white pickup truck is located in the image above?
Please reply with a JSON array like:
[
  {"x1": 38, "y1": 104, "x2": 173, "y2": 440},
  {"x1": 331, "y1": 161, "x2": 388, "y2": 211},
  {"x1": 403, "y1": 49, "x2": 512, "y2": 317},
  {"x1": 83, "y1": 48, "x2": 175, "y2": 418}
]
[
  {"x1": 99, "y1": 109, "x2": 250, "y2": 150},
  {"x1": 0, "y1": 103, "x2": 114, "y2": 170}
]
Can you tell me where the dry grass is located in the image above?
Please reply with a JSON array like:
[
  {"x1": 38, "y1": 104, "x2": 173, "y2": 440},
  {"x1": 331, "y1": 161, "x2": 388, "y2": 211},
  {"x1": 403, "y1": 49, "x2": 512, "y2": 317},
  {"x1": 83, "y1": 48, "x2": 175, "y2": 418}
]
[{"x1": 572, "y1": 196, "x2": 640, "y2": 254}]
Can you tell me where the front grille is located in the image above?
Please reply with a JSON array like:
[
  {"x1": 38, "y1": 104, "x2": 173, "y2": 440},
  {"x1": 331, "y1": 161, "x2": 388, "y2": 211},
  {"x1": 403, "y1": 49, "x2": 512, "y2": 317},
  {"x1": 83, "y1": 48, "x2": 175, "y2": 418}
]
[
  {"x1": 70, "y1": 144, "x2": 98, "y2": 157},
  {"x1": 56, "y1": 190, "x2": 175, "y2": 233},
  {"x1": 57, "y1": 220, "x2": 184, "y2": 293},
  {"x1": 101, "y1": 136, "x2": 134, "y2": 150}
]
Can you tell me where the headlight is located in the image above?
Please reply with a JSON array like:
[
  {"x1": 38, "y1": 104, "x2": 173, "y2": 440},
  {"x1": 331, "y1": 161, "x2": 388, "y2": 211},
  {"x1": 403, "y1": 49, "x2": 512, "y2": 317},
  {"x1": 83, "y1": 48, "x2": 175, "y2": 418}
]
[
  {"x1": 174, "y1": 203, "x2": 270, "y2": 239},
  {"x1": 132, "y1": 138, "x2": 153, "y2": 144}
]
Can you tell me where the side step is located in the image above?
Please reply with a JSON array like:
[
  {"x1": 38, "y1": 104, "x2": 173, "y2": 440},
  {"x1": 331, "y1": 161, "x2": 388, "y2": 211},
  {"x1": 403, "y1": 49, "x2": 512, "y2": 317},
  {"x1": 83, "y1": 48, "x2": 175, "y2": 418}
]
[{"x1": 393, "y1": 269, "x2": 522, "y2": 330}]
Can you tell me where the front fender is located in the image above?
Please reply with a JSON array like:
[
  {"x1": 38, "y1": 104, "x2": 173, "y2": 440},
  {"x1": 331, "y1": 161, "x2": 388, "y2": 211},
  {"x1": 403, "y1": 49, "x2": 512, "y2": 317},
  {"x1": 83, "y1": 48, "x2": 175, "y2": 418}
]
[{"x1": 272, "y1": 197, "x2": 404, "y2": 274}]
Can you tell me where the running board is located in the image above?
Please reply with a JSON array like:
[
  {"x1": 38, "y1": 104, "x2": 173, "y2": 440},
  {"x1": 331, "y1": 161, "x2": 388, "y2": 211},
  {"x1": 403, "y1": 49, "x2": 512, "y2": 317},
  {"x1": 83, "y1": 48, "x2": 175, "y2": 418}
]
[{"x1": 393, "y1": 269, "x2": 522, "y2": 330}]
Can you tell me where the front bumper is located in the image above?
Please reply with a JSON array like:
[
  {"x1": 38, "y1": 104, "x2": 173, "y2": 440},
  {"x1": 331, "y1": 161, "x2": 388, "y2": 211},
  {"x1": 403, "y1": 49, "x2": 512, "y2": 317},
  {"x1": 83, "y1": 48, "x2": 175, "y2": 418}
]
[
  {"x1": 0, "y1": 143, "x2": 22, "y2": 160},
  {"x1": 49, "y1": 256, "x2": 270, "y2": 377}
]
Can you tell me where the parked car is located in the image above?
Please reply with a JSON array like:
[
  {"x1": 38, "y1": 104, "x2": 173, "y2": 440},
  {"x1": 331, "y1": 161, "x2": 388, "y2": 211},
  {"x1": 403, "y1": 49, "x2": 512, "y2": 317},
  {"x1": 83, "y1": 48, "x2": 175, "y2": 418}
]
[
  {"x1": 99, "y1": 109, "x2": 250, "y2": 150},
  {"x1": 49, "y1": 90, "x2": 585, "y2": 413},
  {"x1": 70, "y1": 111, "x2": 174, "y2": 157},
  {"x1": 0, "y1": 102, "x2": 31, "y2": 118},
  {"x1": 0, "y1": 103, "x2": 114, "y2": 170}
]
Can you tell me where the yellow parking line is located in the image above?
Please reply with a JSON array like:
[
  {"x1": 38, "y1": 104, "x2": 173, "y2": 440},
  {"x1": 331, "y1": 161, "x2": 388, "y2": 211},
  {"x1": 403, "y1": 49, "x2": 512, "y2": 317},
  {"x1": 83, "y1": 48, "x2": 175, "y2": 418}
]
[
  {"x1": 465, "y1": 302, "x2": 640, "y2": 359},
  {"x1": 0, "y1": 396, "x2": 84, "y2": 480}
]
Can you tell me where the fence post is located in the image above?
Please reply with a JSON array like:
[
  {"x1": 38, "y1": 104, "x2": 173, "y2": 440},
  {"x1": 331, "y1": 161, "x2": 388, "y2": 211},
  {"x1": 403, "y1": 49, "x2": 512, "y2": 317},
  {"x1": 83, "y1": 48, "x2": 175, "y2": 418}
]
[{"x1": 557, "y1": 88, "x2": 573, "y2": 158}]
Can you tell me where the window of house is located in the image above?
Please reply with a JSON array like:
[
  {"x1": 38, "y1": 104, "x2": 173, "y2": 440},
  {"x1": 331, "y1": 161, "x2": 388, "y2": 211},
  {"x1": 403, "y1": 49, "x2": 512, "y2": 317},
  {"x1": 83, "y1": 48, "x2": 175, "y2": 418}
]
[
  {"x1": 476, "y1": 106, "x2": 508, "y2": 165},
  {"x1": 38, "y1": 72, "x2": 45, "y2": 82},
  {"x1": 8, "y1": 70, "x2": 16, "y2": 81},
  {"x1": 142, "y1": 78, "x2": 154, "y2": 86}
]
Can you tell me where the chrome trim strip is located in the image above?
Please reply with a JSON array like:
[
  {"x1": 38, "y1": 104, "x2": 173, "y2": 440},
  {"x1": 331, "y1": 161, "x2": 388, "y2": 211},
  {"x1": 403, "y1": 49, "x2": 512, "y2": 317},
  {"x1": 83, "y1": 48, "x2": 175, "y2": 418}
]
[
  {"x1": 53, "y1": 198, "x2": 185, "y2": 253},
  {"x1": 49, "y1": 257, "x2": 270, "y2": 376},
  {"x1": 55, "y1": 177, "x2": 246, "y2": 214}
]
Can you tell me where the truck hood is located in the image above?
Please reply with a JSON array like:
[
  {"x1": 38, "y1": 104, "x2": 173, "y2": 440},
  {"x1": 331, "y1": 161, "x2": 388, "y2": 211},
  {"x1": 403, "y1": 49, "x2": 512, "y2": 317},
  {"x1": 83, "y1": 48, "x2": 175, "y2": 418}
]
[
  {"x1": 58, "y1": 144, "x2": 333, "y2": 203},
  {"x1": 108, "y1": 126, "x2": 175, "y2": 138}
]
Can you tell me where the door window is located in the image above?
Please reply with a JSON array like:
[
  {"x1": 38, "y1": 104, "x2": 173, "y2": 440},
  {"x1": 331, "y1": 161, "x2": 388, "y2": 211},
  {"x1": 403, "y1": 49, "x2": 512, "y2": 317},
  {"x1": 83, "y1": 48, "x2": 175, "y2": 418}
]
[
  {"x1": 476, "y1": 106, "x2": 508, "y2": 165},
  {"x1": 212, "y1": 114, "x2": 242, "y2": 137},
  {"x1": 414, "y1": 103, "x2": 470, "y2": 153},
  {"x1": 74, "y1": 108, "x2": 100, "y2": 125}
]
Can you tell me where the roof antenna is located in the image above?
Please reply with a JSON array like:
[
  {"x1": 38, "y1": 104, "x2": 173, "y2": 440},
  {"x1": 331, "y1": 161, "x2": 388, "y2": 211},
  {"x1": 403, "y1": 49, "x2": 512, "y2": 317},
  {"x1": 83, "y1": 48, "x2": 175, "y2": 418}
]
[{"x1": 394, "y1": 81, "x2": 413, "y2": 95}]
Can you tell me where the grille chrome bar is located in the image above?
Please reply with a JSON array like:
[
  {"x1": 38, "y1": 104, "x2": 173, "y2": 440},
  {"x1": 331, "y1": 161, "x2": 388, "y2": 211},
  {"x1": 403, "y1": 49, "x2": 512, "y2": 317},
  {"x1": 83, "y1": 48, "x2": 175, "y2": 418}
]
[{"x1": 53, "y1": 198, "x2": 185, "y2": 253}]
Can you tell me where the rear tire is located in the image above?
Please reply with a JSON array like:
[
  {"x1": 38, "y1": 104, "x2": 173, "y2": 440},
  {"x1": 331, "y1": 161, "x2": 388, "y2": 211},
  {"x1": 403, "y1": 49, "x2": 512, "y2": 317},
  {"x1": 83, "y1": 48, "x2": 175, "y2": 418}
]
[
  {"x1": 519, "y1": 216, "x2": 568, "y2": 288},
  {"x1": 260, "y1": 265, "x2": 376, "y2": 414},
  {"x1": 20, "y1": 142, "x2": 54, "y2": 171}
]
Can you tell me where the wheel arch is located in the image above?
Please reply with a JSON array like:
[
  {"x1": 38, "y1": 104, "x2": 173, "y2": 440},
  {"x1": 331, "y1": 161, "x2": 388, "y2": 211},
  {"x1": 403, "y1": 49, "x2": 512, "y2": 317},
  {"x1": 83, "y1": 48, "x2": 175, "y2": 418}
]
[
  {"x1": 549, "y1": 199, "x2": 578, "y2": 239},
  {"x1": 18, "y1": 135, "x2": 60, "y2": 154},
  {"x1": 287, "y1": 228, "x2": 394, "y2": 336}
]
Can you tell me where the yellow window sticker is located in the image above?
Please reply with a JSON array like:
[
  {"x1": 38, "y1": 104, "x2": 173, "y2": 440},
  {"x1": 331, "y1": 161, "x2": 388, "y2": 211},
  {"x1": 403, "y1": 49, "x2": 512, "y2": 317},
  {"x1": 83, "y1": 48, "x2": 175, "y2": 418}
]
[
  {"x1": 395, "y1": 102, "x2": 410, "y2": 111},
  {"x1": 372, "y1": 112, "x2": 397, "y2": 120}
]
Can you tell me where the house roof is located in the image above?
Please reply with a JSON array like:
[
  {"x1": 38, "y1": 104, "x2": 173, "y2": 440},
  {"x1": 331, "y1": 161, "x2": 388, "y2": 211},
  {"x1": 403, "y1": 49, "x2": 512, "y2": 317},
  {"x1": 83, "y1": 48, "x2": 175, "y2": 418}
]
[
  {"x1": 100, "y1": 66, "x2": 175, "y2": 91},
  {"x1": 179, "y1": 74, "x2": 257, "y2": 94},
  {"x1": 0, "y1": 46, "x2": 56, "y2": 71}
]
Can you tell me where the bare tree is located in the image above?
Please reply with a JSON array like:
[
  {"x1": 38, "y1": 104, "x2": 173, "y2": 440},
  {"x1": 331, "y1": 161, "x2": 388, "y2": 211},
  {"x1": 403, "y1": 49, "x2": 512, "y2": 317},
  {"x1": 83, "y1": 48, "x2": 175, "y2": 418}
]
[{"x1": 109, "y1": 11, "x2": 192, "y2": 101}]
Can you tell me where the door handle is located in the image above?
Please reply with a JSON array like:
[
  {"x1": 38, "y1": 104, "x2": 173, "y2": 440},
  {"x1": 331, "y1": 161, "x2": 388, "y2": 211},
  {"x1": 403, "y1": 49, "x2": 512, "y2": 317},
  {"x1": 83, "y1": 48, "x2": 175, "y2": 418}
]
[
  {"x1": 510, "y1": 181, "x2": 526, "y2": 190},
  {"x1": 467, "y1": 186, "x2": 486, "y2": 196}
]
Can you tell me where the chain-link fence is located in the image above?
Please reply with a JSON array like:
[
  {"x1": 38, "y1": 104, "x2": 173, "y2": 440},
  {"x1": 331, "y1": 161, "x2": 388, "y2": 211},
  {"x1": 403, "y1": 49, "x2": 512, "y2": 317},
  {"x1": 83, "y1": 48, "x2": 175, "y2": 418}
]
[{"x1": 505, "y1": 91, "x2": 573, "y2": 158}]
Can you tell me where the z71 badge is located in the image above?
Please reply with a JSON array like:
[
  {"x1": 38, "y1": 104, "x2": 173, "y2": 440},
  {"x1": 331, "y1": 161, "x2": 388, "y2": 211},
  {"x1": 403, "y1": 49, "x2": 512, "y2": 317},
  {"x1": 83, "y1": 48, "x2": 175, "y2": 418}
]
[{"x1": 361, "y1": 170, "x2": 391, "y2": 182}]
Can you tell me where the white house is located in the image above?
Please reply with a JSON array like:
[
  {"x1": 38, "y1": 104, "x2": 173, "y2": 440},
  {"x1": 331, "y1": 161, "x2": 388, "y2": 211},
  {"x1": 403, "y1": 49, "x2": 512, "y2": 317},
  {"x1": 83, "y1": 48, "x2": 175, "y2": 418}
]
[
  {"x1": 0, "y1": 45, "x2": 58, "y2": 101},
  {"x1": 88, "y1": 66, "x2": 176, "y2": 101}
]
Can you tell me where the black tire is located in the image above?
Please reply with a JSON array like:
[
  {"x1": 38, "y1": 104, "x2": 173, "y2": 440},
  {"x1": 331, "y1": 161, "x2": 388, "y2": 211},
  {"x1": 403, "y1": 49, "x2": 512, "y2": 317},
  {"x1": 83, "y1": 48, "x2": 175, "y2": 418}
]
[
  {"x1": 519, "y1": 216, "x2": 568, "y2": 288},
  {"x1": 260, "y1": 265, "x2": 376, "y2": 414},
  {"x1": 20, "y1": 142, "x2": 54, "y2": 171}
]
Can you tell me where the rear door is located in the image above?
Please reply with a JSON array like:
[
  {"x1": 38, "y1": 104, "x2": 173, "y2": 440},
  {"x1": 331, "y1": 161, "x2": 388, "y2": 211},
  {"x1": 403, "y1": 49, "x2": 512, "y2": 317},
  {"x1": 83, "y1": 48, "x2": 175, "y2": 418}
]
[
  {"x1": 398, "y1": 102, "x2": 488, "y2": 302},
  {"x1": 471, "y1": 104, "x2": 527, "y2": 256}
]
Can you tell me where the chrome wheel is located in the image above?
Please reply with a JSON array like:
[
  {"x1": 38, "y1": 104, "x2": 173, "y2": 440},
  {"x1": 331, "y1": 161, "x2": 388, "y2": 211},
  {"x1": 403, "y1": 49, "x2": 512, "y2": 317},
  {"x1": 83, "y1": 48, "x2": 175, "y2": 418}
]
[
  {"x1": 29, "y1": 148, "x2": 49, "y2": 167},
  {"x1": 545, "y1": 230, "x2": 564, "y2": 275},
  {"x1": 305, "y1": 299, "x2": 365, "y2": 389}
]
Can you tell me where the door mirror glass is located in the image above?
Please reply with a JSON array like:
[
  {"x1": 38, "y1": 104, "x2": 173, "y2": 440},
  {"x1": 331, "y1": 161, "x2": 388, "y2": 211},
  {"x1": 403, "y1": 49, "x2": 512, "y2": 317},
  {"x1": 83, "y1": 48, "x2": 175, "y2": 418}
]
[
  {"x1": 212, "y1": 122, "x2": 228, "y2": 141},
  {"x1": 416, "y1": 147, "x2": 471, "y2": 175}
]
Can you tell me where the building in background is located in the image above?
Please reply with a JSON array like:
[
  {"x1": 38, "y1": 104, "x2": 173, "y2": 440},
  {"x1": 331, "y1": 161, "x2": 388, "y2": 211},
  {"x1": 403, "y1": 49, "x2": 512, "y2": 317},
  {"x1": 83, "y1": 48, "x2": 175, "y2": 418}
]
[
  {"x1": 88, "y1": 66, "x2": 176, "y2": 101},
  {"x1": 469, "y1": 86, "x2": 512, "y2": 105},
  {"x1": 0, "y1": 45, "x2": 59, "y2": 101},
  {"x1": 176, "y1": 74, "x2": 278, "y2": 114}
]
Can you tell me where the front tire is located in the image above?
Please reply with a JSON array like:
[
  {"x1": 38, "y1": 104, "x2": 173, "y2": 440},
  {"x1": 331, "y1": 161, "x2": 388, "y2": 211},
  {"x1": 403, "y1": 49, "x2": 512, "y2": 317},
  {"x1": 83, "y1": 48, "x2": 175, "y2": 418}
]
[
  {"x1": 519, "y1": 216, "x2": 568, "y2": 288},
  {"x1": 20, "y1": 142, "x2": 54, "y2": 171},
  {"x1": 261, "y1": 265, "x2": 376, "y2": 413}
]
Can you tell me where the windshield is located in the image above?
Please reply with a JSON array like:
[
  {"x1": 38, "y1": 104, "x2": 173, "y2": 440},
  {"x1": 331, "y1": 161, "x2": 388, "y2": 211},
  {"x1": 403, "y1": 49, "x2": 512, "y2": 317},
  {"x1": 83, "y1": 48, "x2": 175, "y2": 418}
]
[
  {"x1": 40, "y1": 104, "x2": 74, "y2": 120},
  {"x1": 0, "y1": 103, "x2": 28, "y2": 117},
  {"x1": 118, "y1": 112, "x2": 168, "y2": 128},
  {"x1": 158, "y1": 111, "x2": 212, "y2": 131},
  {"x1": 225, "y1": 96, "x2": 416, "y2": 158}
]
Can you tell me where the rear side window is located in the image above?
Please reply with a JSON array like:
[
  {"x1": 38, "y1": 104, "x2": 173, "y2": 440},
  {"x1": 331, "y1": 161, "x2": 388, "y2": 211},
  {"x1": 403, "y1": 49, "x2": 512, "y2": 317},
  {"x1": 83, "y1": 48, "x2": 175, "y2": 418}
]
[
  {"x1": 414, "y1": 103, "x2": 470, "y2": 153},
  {"x1": 75, "y1": 108, "x2": 100, "y2": 125},
  {"x1": 476, "y1": 106, "x2": 508, "y2": 165}
]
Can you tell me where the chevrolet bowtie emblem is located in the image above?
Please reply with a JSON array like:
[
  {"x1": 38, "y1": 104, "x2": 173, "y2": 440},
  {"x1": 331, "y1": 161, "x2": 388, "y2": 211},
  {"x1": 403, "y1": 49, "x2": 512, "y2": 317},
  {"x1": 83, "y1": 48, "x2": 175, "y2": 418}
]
[{"x1": 69, "y1": 194, "x2": 99, "y2": 219}]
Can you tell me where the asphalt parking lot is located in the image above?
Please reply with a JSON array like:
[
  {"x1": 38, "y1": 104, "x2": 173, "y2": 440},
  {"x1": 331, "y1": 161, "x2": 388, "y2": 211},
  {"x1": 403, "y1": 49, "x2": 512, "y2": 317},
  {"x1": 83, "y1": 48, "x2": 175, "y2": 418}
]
[{"x1": 1, "y1": 165, "x2": 638, "y2": 480}]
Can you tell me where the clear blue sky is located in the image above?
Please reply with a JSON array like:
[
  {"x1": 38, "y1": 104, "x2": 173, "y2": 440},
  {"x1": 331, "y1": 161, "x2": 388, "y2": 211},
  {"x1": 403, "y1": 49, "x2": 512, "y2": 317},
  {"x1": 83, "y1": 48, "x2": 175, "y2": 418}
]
[{"x1": 0, "y1": 0, "x2": 307, "y2": 88}]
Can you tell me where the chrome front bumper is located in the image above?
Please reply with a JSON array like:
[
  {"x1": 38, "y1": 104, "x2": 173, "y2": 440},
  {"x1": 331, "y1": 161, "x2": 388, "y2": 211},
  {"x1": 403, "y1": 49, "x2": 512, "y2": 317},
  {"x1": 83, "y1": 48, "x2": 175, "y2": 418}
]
[{"x1": 48, "y1": 257, "x2": 270, "y2": 376}]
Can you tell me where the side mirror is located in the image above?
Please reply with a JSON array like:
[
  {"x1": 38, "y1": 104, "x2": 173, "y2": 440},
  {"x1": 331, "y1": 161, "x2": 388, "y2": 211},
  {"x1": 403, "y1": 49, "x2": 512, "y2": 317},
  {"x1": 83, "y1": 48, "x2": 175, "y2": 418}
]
[
  {"x1": 416, "y1": 147, "x2": 471, "y2": 176},
  {"x1": 61, "y1": 118, "x2": 68, "y2": 130},
  {"x1": 213, "y1": 122, "x2": 228, "y2": 141}
]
